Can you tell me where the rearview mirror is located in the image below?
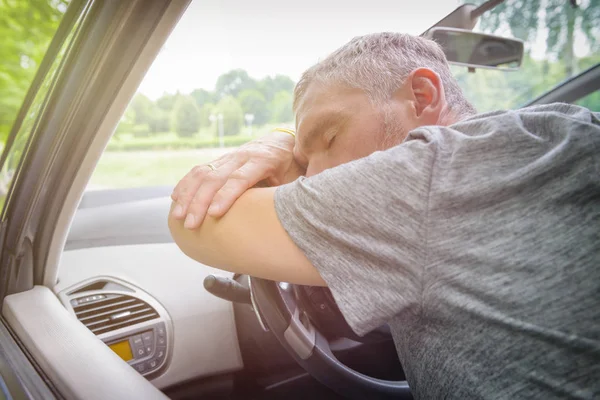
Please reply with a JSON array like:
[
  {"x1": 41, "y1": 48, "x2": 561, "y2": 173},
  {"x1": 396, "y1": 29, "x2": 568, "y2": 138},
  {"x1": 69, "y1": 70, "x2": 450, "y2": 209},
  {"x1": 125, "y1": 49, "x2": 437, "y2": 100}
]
[{"x1": 426, "y1": 27, "x2": 524, "y2": 71}]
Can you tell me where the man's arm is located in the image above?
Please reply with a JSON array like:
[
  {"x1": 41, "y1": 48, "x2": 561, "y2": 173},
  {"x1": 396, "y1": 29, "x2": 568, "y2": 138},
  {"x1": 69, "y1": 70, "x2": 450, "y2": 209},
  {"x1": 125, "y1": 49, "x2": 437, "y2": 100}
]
[
  {"x1": 170, "y1": 131, "x2": 302, "y2": 229},
  {"x1": 168, "y1": 186, "x2": 326, "y2": 286}
]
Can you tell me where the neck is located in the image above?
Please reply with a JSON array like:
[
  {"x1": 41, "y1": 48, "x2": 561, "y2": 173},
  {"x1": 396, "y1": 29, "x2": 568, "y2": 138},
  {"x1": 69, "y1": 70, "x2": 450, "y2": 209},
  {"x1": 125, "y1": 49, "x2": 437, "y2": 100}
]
[{"x1": 438, "y1": 106, "x2": 462, "y2": 126}]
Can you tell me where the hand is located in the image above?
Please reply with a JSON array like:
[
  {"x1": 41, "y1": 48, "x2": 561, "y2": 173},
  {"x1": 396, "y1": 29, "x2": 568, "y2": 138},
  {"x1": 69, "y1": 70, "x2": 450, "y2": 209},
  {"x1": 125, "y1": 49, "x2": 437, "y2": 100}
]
[{"x1": 170, "y1": 131, "x2": 305, "y2": 229}]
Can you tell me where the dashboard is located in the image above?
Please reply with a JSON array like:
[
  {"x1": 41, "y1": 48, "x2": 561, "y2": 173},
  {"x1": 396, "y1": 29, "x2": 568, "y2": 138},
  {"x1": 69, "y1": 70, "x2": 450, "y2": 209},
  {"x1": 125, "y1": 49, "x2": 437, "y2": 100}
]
[
  {"x1": 55, "y1": 190, "x2": 245, "y2": 389},
  {"x1": 56, "y1": 187, "x2": 401, "y2": 397}
]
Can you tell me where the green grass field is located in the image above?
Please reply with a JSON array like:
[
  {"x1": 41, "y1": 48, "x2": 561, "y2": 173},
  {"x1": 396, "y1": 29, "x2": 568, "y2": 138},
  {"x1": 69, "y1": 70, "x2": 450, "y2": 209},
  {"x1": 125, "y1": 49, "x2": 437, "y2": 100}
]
[
  {"x1": 87, "y1": 124, "x2": 294, "y2": 190},
  {"x1": 88, "y1": 148, "x2": 232, "y2": 189}
]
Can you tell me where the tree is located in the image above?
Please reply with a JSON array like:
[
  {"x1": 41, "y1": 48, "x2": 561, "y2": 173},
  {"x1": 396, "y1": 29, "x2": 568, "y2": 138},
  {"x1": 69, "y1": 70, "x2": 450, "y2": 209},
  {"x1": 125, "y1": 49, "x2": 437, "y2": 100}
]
[
  {"x1": 129, "y1": 93, "x2": 170, "y2": 135},
  {"x1": 215, "y1": 96, "x2": 244, "y2": 136},
  {"x1": 575, "y1": 90, "x2": 600, "y2": 112},
  {"x1": 130, "y1": 93, "x2": 155, "y2": 126},
  {"x1": 477, "y1": 0, "x2": 600, "y2": 77},
  {"x1": 215, "y1": 69, "x2": 257, "y2": 99},
  {"x1": 0, "y1": 0, "x2": 69, "y2": 142},
  {"x1": 258, "y1": 75, "x2": 296, "y2": 102},
  {"x1": 237, "y1": 89, "x2": 269, "y2": 125},
  {"x1": 269, "y1": 91, "x2": 294, "y2": 123},
  {"x1": 190, "y1": 88, "x2": 215, "y2": 108},
  {"x1": 199, "y1": 102, "x2": 216, "y2": 128},
  {"x1": 114, "y1": 107, "x2": 136, "y2": 138},
  {"x1": 130, "y1": 93, "x2": 173, "y2": 134},
  {"x1": 149, "y1": 109, "x2": 170, "y2": 133},
  {"x1": 171, "y1": 96, "x2": 200, "y2": 137},
  {"x1": 156, "y1": 92, "x2": 181, "y2": 112}
]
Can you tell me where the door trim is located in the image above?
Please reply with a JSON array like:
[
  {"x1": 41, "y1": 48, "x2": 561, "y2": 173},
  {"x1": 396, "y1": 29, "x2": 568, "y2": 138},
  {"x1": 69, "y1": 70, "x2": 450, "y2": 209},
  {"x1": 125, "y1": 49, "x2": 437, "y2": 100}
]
[
  {"x1": 42, "y1": 0, "x2": 191, "y2": 287},
  {"x1": 0, "y1": 318, "x2": 57, "y2": 399}
]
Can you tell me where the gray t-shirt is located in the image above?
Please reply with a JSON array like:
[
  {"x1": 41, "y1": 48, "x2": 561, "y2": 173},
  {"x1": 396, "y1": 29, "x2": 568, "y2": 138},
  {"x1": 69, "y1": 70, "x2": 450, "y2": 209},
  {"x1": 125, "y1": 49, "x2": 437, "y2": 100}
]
[{"x1": 274, "y1": 103, "x2": 600, "y2": 399}]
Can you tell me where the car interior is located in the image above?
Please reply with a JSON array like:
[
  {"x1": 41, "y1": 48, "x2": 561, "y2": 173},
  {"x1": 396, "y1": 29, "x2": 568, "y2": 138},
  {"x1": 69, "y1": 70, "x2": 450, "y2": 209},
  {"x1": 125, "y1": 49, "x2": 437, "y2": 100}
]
[{"x1": 0, "y1": 0, "x2": 598, "y2": 399}]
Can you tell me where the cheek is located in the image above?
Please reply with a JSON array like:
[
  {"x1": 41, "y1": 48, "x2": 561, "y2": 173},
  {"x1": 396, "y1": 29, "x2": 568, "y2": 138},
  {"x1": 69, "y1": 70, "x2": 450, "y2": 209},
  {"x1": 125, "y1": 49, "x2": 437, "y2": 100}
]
[
  {"x1": 335, "y1": 127, "x2": 384, "y2": 162},
  {"x1": 305, "y1": 119, "x2": 386, "y2": 176}
]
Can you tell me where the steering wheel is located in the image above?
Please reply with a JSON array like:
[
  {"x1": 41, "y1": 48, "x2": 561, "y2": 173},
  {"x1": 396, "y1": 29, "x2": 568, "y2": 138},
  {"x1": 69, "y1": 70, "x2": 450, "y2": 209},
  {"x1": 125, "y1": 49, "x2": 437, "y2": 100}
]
[{"x1": 249, "y1": 277, "x2": 412, "y2": 400}]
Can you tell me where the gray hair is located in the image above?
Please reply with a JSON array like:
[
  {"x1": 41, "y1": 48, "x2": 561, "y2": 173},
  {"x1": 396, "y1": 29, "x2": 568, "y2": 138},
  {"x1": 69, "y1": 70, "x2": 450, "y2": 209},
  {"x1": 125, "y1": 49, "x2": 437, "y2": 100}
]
[{"x1": 294, "y1": 32, "x2": 476, "y2": 120}]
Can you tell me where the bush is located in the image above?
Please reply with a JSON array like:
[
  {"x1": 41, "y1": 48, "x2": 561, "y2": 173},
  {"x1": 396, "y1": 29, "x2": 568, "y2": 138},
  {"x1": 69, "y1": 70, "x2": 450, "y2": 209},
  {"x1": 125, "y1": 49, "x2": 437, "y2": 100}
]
[
  {"x1": 149, "y1": 109, "x2": 171, "y2": 133},
  {"x1": 215, "y1": 96, "x2": 244, "y2": 136},
  {"x1": 114, "y1": 108, "x2": 136, "y2": 138},
  {"x1": 269, "y1": 90, "x2": 293, "y2": 123},
  {"x1": 105, "y1": 134, "x2": 253, "y2": 152},
  {"x1": 131, "y1": 124, "x2": 151, "y2": 137},
  {"x1": 238, "y1": 89, "x2": 269, "y2": 125},
  {"x1": 172, "y1": 96, "x2": 200, "y2": 137},
  {"x1": 199, "y1": 102, "x2": 215, "y2": 129}
]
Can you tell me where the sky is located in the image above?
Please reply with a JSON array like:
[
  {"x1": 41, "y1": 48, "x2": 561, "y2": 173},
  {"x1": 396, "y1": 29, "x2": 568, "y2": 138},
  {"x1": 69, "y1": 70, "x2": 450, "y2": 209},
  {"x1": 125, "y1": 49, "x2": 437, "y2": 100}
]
[
  {"x1": 137, "y1": 0, "x2": 461, "y2": 99},
  {"x1": 137, "y1": 0, "x2": 594, "y2": 100}
]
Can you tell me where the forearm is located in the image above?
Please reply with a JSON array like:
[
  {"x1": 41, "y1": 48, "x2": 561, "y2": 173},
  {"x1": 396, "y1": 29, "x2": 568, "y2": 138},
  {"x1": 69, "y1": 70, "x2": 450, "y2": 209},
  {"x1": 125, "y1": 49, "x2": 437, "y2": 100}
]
[{"x1": 168, "y1": 187, "x2": 326, "y2": 286}]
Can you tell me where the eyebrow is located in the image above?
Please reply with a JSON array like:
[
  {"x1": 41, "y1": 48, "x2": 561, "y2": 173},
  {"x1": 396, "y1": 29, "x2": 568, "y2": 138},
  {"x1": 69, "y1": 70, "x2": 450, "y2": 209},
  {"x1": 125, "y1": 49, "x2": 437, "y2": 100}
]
[{"x1": 300, "y1": 110, "x2": 349, "y2": 151}]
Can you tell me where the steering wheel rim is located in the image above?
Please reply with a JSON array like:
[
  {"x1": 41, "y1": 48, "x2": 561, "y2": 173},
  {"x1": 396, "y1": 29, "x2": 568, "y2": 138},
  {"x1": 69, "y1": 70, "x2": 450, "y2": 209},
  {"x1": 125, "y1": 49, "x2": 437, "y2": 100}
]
[{"x1": 249, "y1": 277, "x2": 412, "y2": 400}]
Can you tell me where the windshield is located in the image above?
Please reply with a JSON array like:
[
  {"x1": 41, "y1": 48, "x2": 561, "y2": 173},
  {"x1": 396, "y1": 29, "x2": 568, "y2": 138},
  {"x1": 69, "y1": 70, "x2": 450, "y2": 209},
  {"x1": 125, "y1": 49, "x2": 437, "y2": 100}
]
[
  {"x1": 86, "y1": 0, "x2": 599, "y2": 190},
  {"x1": 455, "y1": 0, "x2": 600, "y2": 112}
]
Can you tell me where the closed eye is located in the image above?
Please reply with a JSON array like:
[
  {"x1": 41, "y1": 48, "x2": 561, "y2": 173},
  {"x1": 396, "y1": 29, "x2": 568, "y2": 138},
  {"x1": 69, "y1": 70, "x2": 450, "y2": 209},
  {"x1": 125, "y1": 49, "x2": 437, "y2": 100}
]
[
  {"x1": 324, "y1": 126, "x2": 340, "y2": 150},
  {"x1": 327, "y1": 134, "x2": 336, "y2": 149}
]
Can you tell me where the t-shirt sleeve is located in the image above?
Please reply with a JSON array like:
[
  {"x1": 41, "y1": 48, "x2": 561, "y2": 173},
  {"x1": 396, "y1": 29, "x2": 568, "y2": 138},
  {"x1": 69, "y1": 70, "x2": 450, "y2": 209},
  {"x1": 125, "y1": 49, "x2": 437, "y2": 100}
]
[{"x1": 274, "y1": 133, "x2": 437, "y2": 335}]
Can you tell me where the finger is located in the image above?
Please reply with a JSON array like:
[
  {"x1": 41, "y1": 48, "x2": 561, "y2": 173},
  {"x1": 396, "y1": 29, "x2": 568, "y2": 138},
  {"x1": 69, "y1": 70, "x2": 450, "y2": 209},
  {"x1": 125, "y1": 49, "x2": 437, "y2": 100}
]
[
  {"x1": 170, "y1": 157, "x2": 232, "y2": 219},
  {"x1": 171, "y1": 165, "x2": 214, "y2": 219},
  {"x1": 183, "y1": 161, "x2": 242, "y2": 229},
  {"x1": 171, "y1": 163, "x2": 228, "y2": 220},
  {"x1": 171, "y1": 156, "x2": 228, "y2": 203},
  {"x1": 207, "y1": 161, "x2": 273, "y2": 217}
]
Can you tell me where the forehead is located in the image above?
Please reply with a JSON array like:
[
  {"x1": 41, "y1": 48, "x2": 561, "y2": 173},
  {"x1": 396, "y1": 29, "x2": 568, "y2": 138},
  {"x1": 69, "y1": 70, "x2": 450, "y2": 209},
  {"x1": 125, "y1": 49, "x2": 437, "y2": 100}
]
[
  {"x1": 296, "y1": 82, "x2": 367, "y2": 119},
  {"x1": 295, "y1": 83, "x2": 370, "y2": 145}
]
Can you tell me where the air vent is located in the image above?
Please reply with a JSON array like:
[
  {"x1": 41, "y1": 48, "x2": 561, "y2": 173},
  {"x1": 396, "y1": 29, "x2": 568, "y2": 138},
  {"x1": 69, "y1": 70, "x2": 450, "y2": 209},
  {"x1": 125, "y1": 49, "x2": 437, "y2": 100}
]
[{"x1": 73, "y1": 294, "x2": 159, "y2": 335}]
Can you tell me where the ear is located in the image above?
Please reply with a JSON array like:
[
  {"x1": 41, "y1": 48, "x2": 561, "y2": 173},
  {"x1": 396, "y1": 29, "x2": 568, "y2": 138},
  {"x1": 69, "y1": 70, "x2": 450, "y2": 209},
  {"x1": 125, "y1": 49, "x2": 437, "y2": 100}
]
[{"x1": 406, "y1": 68, "x2": 445, "y2": 123}]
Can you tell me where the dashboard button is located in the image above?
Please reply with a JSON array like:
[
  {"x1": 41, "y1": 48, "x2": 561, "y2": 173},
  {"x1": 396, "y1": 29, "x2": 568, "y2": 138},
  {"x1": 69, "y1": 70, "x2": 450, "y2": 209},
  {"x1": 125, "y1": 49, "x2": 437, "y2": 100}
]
[
  {"x1": 131, "y1": 335, "x2": 146, "y2": 358},
  {"x1": 145, "y1": 345, "x2": 153, "y2": 355},
  {"x1": 157, "y1": 325, "x2": 166, "y2": 337},
  {"x1": 146, "y1": 358, "x2": 158, "y2": 371},
  {"x1": 141, "y1": 331, "x2": 154, "y2": 346},
  {"x1": 135, "y1": 346, "x2": 146, "y2": 358},
  {"x1": 134, "y1": 362, "x2": 146, "y2": 374},
  {"x1": 156, "y1": 346, "x2": 166, "y2": 361},
  {"x1": 157, "y1": 336, "x2": 166, "y2": 346},
  {"x1": 131, "y1": 335, "x2": 143, "y2": 348}
]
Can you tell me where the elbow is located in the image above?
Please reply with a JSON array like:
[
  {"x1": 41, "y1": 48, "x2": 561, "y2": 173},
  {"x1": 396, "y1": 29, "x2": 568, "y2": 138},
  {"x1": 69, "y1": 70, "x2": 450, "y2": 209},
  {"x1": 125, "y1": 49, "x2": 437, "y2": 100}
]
[
  {"x1": 167, "y1": 203, "x2": 179, "y2": 240},
  {"x1": 167, "y1": 203, "x2": 215, "y2": 265},
  {"x1": 168, "y1": 204, "x2": 191, "y2": 257}
]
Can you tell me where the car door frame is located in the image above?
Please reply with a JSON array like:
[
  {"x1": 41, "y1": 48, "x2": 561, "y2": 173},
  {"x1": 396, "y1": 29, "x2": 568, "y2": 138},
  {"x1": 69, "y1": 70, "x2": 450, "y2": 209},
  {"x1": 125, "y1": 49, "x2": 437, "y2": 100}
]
[{"x1": 0, "y1": 0, "x2": 189, "y2": 398}]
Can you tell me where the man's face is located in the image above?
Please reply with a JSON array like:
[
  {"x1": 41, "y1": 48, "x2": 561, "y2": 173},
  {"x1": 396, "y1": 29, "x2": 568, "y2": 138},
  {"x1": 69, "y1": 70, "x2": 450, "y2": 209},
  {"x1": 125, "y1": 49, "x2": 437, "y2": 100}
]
[{"x1": 293, "y1": 83, "x2": 410, "y2": 177}]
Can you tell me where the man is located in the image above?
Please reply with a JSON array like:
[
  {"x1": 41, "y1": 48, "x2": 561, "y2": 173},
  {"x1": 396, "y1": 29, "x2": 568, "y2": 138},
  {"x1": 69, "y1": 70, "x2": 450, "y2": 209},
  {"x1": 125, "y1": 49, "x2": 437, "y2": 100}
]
[{"x1": 169, "y1": 32, "x2": 600, "y2": 399}]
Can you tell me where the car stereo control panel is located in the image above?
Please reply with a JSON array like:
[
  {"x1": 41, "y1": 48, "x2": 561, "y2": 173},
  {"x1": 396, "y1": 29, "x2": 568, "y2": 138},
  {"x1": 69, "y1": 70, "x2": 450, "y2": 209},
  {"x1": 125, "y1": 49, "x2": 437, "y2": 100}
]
[{"x1": 107, "y1": 322, "x2": 168, "y2": 375}]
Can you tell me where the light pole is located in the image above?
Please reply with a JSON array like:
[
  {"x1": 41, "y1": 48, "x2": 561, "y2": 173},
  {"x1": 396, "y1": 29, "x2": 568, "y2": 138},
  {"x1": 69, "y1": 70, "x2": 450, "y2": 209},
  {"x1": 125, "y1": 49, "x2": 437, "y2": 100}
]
[
  {"x1": 244, "y1": 113, "x2": 255, "y2": 136},
  {"x1": 217, "y1": 113, "x2": 224, "y2": 148},
  {"x1": 209, "y1": 113, "x2": 224, "y2": 148}
]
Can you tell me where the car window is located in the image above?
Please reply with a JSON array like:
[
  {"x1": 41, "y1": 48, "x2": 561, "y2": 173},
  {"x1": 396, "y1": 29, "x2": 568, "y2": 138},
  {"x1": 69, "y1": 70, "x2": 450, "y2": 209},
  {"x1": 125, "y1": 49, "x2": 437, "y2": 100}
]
[
  {"x1": 575, "y1": 90, "x2": 600, "y2": 112},
  {"x1": 0, "y1": 0, "x2": 69, "y2": 209}
]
